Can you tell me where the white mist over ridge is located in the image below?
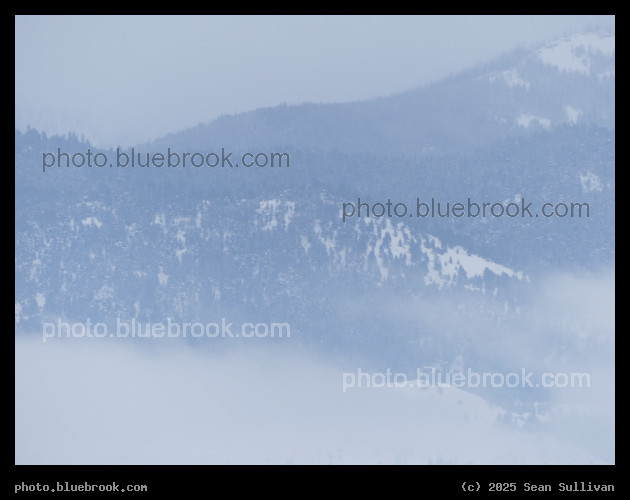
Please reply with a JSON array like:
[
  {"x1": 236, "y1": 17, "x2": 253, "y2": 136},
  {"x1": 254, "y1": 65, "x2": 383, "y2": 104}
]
[
  {"x1": 15, "y1": 337, "x2": 610, "y2": 465},
  {"x1": 15, "y1": 268, "x2": 614, "y2": 465}
]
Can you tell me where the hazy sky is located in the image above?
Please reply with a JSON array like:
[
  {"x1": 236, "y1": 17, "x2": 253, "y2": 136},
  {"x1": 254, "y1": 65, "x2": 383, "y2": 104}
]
[{"x1": 15, "y1": 15, "x2": 614, "y2": 147}]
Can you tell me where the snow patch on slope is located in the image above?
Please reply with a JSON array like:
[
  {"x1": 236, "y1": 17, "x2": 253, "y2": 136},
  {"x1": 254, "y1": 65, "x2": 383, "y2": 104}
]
[
  {"x1": 81, "y1": 217, "x2": 102, "y2": 228},
  {"x1": 489, "y1": 69, "x2": 530, "y2": 90},
  {"x1": 537, "y1": 32, "x2": 614, "y2": 75},
  {"x1": 564, "y1": 105, "x2": 583, "y2": 124},
  {"x1": 256, "y1": 200, "x2": 296, "y2": 232},
  {"x1": 421, "y1": 240, "x2": 525, "y2": 289},
  {"x1": 580, "y1": 171, "x2": 603, "y2": 193},
  {"x1": 516, "y1": 114, "x2": 551, "y2": 129}
]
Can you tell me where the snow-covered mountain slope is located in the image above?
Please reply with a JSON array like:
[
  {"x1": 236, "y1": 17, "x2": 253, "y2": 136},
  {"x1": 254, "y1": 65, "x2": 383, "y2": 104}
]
[
  {"x1": 14, "y1": 29, "x2": 615, "y2": 465},
  {"x1": 15, "y1": 28, "x2": 613, "y2": 408}
]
